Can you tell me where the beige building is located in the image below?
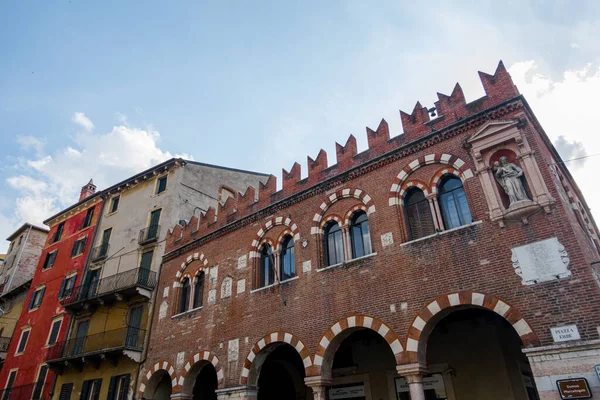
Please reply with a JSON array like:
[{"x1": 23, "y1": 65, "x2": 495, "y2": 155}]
[
  {"x1": 50, "y1": 158, "x2": 268, "y2": 400},
  {"x1": 0, "y1": 223, "x2": 48, "y2": 365}
]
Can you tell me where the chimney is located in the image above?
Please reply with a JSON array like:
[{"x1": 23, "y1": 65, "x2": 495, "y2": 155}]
[{"x1": 79, "y1": 179, "x2": 97, "y2": 201}]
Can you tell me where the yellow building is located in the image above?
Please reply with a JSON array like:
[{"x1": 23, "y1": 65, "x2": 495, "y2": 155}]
[{"x1": 47, "y1": 159, "x2": 267, "y2": 399}]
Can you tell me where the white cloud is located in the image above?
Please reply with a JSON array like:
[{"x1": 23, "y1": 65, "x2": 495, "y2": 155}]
[
  {"x1": 71, "y1": 112, "x2": 94, "y2": 132},
  {"x1": 1, "y1": 113, "x2": 193, "y2": 251},
  {"x1": 509, "y1": 61, "x2": 600, "y2": 219},
  {"x1": 16, "y1": 136, "x2": 45, "y2": 157}
]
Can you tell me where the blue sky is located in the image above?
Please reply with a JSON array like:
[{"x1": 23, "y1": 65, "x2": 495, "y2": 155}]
[{"x1": 2, "y1": 1, "x2": 600, "y2": 252}]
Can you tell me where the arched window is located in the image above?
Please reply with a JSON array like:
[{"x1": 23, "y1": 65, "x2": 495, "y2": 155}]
[
  {"x1": 325, "y1": 222, "x2": 344, "y2": 266},
  {"x1": 280, "y1": 236, "x2": 295, "y2": 281},
  {"x1": 350, "y1": 211, "x2": 372, "y2": 258},
  {"x1": 193, "y1": 271, "x2": 204, "y2": 309},
  {"x1": 405, "y1": 188, "x2": 435, "y2": 240},
  {"x1": 438, "y1": 176, "x2": 472, "y2": 229},
  {"x1": 179, "y1": 277, "x2": 190, "y2": 313},
  {"x1": 259, "y1": 244, "x2": 274, "y2": 287}
]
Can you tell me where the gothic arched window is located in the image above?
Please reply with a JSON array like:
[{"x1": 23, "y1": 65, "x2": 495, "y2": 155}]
[
  {"x1": 405, "y1": 188, "x2": 435, "y2": 240},
  {"x1": 325, "y1": 222, "x2": 344, "y2": 266},
  {"x1": 179, "y1": 277, "x2": 190, "y2": 313},
  {"x1": 280, "y1": 235, "x2": 295, "y2": 281},
  {"x1": 350, "y1": 211, "x2": 372, "y2": 258},
  {"x1": 193, "y1": 271, "x2": 204, "y2": 309},
  {"x1": 259, "y1": 244, "x2": 274, "y2": 287}
]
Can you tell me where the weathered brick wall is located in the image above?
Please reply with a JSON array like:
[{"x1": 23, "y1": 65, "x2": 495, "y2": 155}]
[{"x1": 141, "y1": 62, "x2": 600, "y2": 394}]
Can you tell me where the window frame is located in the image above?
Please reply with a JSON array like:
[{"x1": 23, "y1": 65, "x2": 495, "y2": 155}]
[
  {"x1": 156, "y1": 175, "x2": 168, "y2": 195},
  {"x1": 53, "y1": 222, "x2": 65, "y2": 243},
  {"x1": 259, "y1": 244, "x2": 274, "y2": 288},
  {"x1": 82, "y1": 208, "x2": 94, "y2": 229},
  {"x1": 4, "y1": 369, "x2": 17, "y2": 391},
  {"x1": 349, "y1": 211, "x2": 372, "y2": 259},
  {"x1": 438, "y1": 175, "x2": 472, "y2": 230},
  {"x1": 28, "y1": 286, "x2": 45, "y2": 311},
  {"x1": 179, "y1": 277, "x2": 191, "y2": 314},
  {"x1": 404, "y1": 188, "x2": 436, "y2": 241},
  {"x1": 46, "y1": 317, "x2": 63, "y2": 346},
  {"x1": 193, "y1": 271, "x2": 204, "y2": 309},
  {"x1": 279, "y1": 235, "x2": 295, "y2": 281},
  {"x1": 42, "y1": 250, "x2": 57, "y2": 270},
  {"x1": 71, "y1": 236, "x2": 87, "y2": 258},
  {"x1": 109, "y1": 196, "x2": 120, "y2": 214},
  {"x1": 58, "y1": 274, "x2": 77, "y2": 300},
  {"x1": 15, "y1": 327, "x2": 31, "y2": 355},
  {"x1": 32, "y1": 363, "x2": 49, "y2": 400},
  {"x1": 324, "y1": 221, "x2": 345, "y2": 266}
]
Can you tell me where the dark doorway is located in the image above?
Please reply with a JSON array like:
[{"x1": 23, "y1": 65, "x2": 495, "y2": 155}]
[
  {"x1": 257, "y1": 344, "x2": 307, "y2": 400},
  {"x1": 193, "y1": 363, "x2": 217, "y2": 400}
]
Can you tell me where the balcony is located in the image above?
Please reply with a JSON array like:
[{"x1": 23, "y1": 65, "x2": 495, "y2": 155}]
[
  {"x1": 46, "y1": 327, "x2": 146, "y2": 373},
  {"x1": 138, "y1": 224, "x2": 160, "y2": 245},
  {"x1": 0, "y1": 383, "x2": 36, "y2": 400},
  {"x1": 90, "y1": 243, "x2": 109, "y2": 262},
  {"x1": 59, "y1": 268, "x2": 156, "y2": 312}
]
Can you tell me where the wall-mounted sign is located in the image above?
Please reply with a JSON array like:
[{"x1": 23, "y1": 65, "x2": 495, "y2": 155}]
[
  {"x1": 396, "y1": 374, "x2": 447, "y2": 399},
  {"x1": 329, "y1": 384, "x2": 365, "y2": 399},
  {"x1": 551, "y1": 325, "x2": 581, "y2": 343},
  {"x1": 556, "y1": 378, "x2": 592, "y2": 399}
]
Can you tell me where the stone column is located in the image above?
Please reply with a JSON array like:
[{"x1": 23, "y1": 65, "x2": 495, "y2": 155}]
[
  {"x1": 341, "y1": 226, "x2": 351, "y2": 261},
  {"x1": 272, "y1": 250, "x2": 281, "y2": 282},
  {"x1": 305, "y1": 376, "x2": 331, "y2": 400},
  {"x1": 397, "y1": 363, "x2": 428, "y2": 400},
  {"x1": 426, "y1": 195, "x2": 443, "y2": 231}
]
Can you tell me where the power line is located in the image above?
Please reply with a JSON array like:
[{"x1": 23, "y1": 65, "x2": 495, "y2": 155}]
[{"x1": 554, "y1": 152, "x2": 600, "y2": 164}]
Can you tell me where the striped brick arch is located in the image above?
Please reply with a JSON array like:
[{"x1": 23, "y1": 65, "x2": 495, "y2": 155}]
[
  {"x1": 250, "y1": 216, "x2": 300, "y2": 258},
  {"x1": 397, "y1": 179, "x2": 430, "y2": 206},
  {"x1": 311, "y1": 188, "x2": 376, "y2": 235},
  {"x1": 175, "y1": 252, "x2": 209, "y2": 281},
  {"x1": 139, "y1": 360, "x2": 180, "y2": 397},
  {"x1": 343, "y1": 205, "x2": 367, "y2": 226},
  {"x1": 388, "y1": 154, "x2": 474, "y2": 206},
  {"x1": 313, "y1": 315, "x2": 404, "y2": 377},
  {"x1": 241, "y1": 331, "x2": 312, "y2": 385},
  {"x1": 405, "y1": 291, "x2": 540, "y2": 363},
  {"x1": 182, "y1": 351, "x2": 224, "y2": 388},
  {"x1": 430, "y1": 166, "x2": 464, "y2": 194}
]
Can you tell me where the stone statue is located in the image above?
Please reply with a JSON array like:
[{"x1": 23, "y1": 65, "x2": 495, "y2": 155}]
[{"x1": 494, "y1": 156, "x2": 530, "y2": 205}]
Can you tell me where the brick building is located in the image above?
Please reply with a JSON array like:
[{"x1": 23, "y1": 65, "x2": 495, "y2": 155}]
[
  {"x1": 139, "y1": 61, "x2": 600, "y2": 400},
  {"x1": 0, "y1": 181, "x2": 102, "y2": 399}
]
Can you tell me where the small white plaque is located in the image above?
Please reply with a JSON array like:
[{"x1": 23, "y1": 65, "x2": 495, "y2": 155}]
[
  {"x1": 302, "y1": 260, "x2": 312, "y2": 273},
  {"x1": 237, "y1": 254, "x2": 247, "y2": 269},
  {"x1": 158, "y1": 301, "x2": 168, "y2": 320},
  {"x1": 176, "y1": 351, "x2": 185, "y2": 368},
  {"x1": 221, "y1": 277, "x2": 232, "y2": 298},
  {"x1": 163, "y1": 286, "x2": 169, "y2": 298},
  {"x1": 236, "y1": 279, "x2": 246, "y2": 294},
  {"x1": 228, "y1": 338, "x2": 239, "y2": 362},
  {"x1": 511, "y1": 237, "x2": 570, "y2": 285},
  {"x1": 551, "y1": 325, "x2": 581, "y2": 342},
  {"x1": 381, "y1": 232, "x2": 394, "y2": 247},
  {"x1": 208, "y1": 289, "x2": 216, "y2": 304},
  {"x1": 209, "y1": 265, "x2": 219, "y2": 287}
]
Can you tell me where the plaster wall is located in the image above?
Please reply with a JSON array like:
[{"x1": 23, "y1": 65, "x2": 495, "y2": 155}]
[{"x1": 0, "y1": 228, "x2": 47, "y2": 293}]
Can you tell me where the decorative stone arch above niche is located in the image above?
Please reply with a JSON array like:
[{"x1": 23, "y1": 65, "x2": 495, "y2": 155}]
[{"x1": 467, "y1": 119, "x2": 554, "y2": 226}]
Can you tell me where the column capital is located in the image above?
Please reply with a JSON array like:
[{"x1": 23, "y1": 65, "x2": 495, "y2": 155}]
[
  {"x1": 396, "y1": 363, "x2": 429, "y2": 377},
  {"x1": 304, "y1": 376, "x2": 332, "y2": 388},
  {"x1": 170, "y1": 394, "x2": 192, "y2": 400}
]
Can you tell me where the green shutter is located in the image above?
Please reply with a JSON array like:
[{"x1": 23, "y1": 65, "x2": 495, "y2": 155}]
[
  {"x1": 106, "y1": 376, "x2": 117, "y2": 400},
  {"x1": 92, "y1": 379, "x2": 102, "y2": 400},
  {"x1": 80, "y1": 380, "x2": 90, "y2": 400},
  {"x1": 58, "y1": 279, "x2": 66, "y2": 299}
]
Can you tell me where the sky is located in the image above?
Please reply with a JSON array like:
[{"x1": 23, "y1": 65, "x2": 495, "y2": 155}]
[{"x1": 1, "y1": 1, "x2": 600, "y2": 253}]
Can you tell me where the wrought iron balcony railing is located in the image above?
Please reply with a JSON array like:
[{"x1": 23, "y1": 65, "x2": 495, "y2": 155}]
[
  {"x1": 0, "y1": 337, "x2": 12, "y2": 352},
  {"x1": 138, "y1": 224, "x2": 160, "y2": 245},
  {"x1": 59, "y1": 267, "x2": 156, "y2": 308},
  {"x1": 46, "y1": 326, "x2": 146, "y2": 362},
  {"x1": 90, "y1": 243, "x2": 109, "y2": 262},
  {"x1": 0, "y1": 383, "x2": 36, "y2": 400}
]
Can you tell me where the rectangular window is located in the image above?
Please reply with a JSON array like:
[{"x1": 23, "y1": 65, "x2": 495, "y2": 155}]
[
  {"x1": 28, "y1": 287, "x2": 45, "y2": 310},
  {"x1": 4, "y1": 370, "x2": 17, "y2": 399},
  {"x1": 156, "y1": 176, "x2": 167, "y2": 194},
  {"x1": 18, "y1": 236, "x2": 22, "y2": 245},
  {"x1": 71, "y1": 237, "x2": 87, "y2": 257},
  {"x1": 82, "y1": 208, "x2": 94, "y2": 229},
  {"x1": 47, "y1": 319, "x2": 62, "y2": 346},
  {"x1": 16, "y1": 329, "x2": 30, "y2": 354},
  {"x1": 107, "y1": 374, "x2": 130, "y2": 400},
  {"x1": 58, "y1": 383, "x2": 73, "y2": 400},
  {"x1": 98, "y1": 228, "x2": 112, "y2": 258},
  {"x1": 58, "y1": 275, "x2": 76, "y2": 300},
  {"x1": 32, "y1": 364, "x2": 48, "y2": 400},
  {"x1": 42, "y1": 251, "x2": 57, "y2": 270},
  {"x1": 110, "y1": 196, "x2": 120, "y2": 213},
  {"x1": 81, "y1": 378, "x2": 102, "y2": 400},
  {"x1": 53, "y1": 222, "x2": 65, "y2": 243}
]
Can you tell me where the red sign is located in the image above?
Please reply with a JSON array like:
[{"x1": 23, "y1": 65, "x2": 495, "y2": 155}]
[{"x1": 556, "y1": 378, "x2": 592, "y2": 399}]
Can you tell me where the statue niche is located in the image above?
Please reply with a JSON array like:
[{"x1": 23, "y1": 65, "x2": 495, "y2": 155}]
[{"x1": 491, "y1": 151, "x2": 531, "y2": 207}]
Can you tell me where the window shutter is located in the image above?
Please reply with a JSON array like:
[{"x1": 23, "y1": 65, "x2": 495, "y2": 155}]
[
  {"x1": 80, "y1": 380, "x2": 90, "y2": 400},
  {"x1": 59, "y1": 383, "x2": 73, "y2": 400},
  {"x1": 71, "y1": 241, "x2": 78, "y2": 257},
  {"x1": 106, "y1": 376, "x2": 117, "y2": 400},
  {"x1": 28, "y1": 291, "x2": 36, "y2": 310},
  {"x1": 82, "y1": 237, "x2": 87, "y2": 251},
  {"x1": 121, "y1": 375, "x2": 130, "y2": 400},
  {"x1": 49, "y1": 251, "x2": 57, "y2": 267},
  {"x1": 58, "y1": 279, "x2": 66, "y2": 299},
  {"x1": 92, "y1": 379, "x2": 102, "y2": 400}
]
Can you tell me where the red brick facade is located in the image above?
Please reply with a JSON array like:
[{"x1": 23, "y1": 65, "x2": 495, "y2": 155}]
[
  {"x1": 0, "y1": 195, "x2": 103, "y2": 399},
  {"x1": 140, "y1": 62, "x2": 600, "y2": 399}
]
